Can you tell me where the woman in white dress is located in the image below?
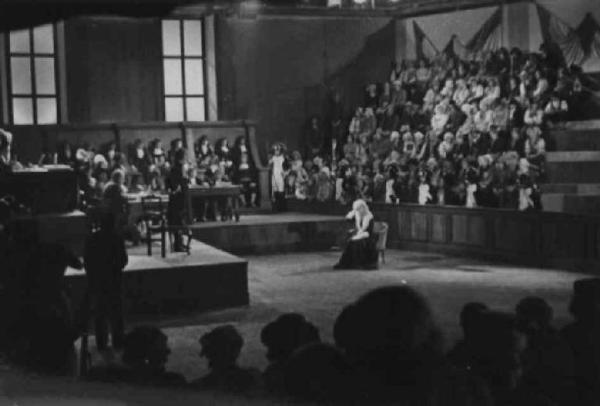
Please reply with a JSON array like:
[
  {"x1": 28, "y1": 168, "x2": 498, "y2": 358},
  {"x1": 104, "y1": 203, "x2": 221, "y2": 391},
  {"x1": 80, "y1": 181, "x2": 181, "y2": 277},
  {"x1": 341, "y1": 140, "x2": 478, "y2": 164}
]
[{"x1": 269, "y1": 143, "x2": 287, "y2": 211}]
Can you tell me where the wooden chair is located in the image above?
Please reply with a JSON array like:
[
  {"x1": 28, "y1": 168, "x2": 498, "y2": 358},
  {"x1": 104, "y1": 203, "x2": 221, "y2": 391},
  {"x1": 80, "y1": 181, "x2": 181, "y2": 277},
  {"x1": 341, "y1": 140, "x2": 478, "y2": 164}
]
[
  {"x1": 141, "y1": 194, "x2": 167, "y2": 258},
  {"x1": 373, "y1": 221, "x2": 389, "y2": 264}
]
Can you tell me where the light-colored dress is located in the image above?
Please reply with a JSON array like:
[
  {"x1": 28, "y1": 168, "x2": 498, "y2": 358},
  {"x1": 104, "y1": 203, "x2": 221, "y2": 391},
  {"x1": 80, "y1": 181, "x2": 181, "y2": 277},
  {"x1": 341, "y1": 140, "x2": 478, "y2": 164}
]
[{"x1": 270, "y1": 155, "x2": 285, "y2": 196}]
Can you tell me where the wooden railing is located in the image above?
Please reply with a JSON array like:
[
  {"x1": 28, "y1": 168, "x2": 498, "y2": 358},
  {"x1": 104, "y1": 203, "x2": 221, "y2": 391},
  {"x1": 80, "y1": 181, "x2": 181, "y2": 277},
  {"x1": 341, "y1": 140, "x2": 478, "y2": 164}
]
[{"x1": 288, "y1": 199, "x2": 600, "y2": 273}]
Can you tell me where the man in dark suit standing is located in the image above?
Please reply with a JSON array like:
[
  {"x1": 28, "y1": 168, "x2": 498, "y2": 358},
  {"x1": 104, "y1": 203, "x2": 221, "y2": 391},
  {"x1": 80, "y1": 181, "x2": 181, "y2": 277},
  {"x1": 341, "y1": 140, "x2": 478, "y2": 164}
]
[{"x1": 84, "y1": 211, "x2": 128, "y2": 352}]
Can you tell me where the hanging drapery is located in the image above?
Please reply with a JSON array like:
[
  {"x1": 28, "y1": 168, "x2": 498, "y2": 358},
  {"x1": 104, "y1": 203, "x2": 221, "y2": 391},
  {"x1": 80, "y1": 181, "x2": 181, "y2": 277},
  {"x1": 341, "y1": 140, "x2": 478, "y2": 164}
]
[
  {"x1": 413, "y1": 21, "x2": 438, "y2": 61},
  {"x1": 537, "y1": 4, "x2": 585, "y2": 66},
  {"x1": 576, "y1": 13, "x2": 600, "y2": 60},
  {"x1": 592, "y1": 30, "x2": 600, "y2": 60},
  {"x1": 443, "y1": 35, "x2": 468, "y2": 60},
  {"x1": 465, "y1": 8, "x2": 502, "y2": 58}
]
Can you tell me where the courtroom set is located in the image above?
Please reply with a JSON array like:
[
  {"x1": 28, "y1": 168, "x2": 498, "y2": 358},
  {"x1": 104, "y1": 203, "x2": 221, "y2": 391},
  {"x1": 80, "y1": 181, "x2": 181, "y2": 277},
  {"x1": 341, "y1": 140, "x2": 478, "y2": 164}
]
[{"x1": 2, "y1": 0, "x2": 600, "y2": 405}]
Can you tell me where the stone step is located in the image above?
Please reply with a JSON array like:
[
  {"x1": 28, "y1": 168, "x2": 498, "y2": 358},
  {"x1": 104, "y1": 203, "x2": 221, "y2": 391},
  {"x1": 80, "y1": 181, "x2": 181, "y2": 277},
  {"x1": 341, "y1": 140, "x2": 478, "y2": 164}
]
[
  {"x1": 546, "y1": 151, "x2": 600, "y2": 162},
  {"x1": 540, "y1": 183, "x2": 600, "y2": 195},
  {"x1": 549, "y1": 128, "x2": 600, "y2": 151},
  {"x1": 563, "y1": 119, "x2": 600, "y2": 130},
  {"x1": 542, "y1": 193, "x2": 600, "y2": 214},
  {"x1": 545, "y1": 161, "x2": 600, "y2": 183}
]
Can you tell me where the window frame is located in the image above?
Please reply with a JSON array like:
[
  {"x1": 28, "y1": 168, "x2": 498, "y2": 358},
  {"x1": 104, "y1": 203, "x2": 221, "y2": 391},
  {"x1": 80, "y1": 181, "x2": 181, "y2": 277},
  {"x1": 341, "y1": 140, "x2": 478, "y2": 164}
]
[
  {"x1": 161, "y1": 18, "x2": 208, "y2": 122},
  {"x1": 5, "y1": 24, "x2": 60, "y2": 125}
]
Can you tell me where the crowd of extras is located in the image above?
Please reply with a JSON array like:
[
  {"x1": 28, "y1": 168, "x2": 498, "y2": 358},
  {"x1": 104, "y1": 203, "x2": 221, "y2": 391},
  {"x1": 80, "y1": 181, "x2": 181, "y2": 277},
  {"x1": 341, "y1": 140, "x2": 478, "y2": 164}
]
[
  {"x1": 0, "y1": 207, "x2": 599, "y2": 406},
  {"x1": 7, "y1": 134, "x2": 259, "y2": 210},
  {"x1": 276, "y1": 46, "x2": 591, "y2": 211}
]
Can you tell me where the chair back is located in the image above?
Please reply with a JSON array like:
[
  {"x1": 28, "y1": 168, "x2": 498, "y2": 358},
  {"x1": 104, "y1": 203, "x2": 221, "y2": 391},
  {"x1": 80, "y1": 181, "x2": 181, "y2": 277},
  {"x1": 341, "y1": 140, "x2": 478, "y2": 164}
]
[
  {"x1": 141, "y1": 194, "x2": 164, "y2": 217},
  {"x1": 373, "y1": 221, "x2": 388, "y2": 251}
]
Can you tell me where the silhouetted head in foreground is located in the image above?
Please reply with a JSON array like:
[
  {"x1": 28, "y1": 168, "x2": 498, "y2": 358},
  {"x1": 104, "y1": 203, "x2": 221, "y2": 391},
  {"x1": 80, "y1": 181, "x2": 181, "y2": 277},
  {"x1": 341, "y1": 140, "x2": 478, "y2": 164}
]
[
  {"x1": 122, "y1": 326, "x2": 171, "y2": 373},
  {"x1": 335, "y1": 285, "x2": 442, "y2": 367},
  {"x1": 200, "y1": 324, "x2": 244, "y2": 371},
  {"x1": 569, "y1": 278, "x2": 600, "y2": 323},
  {"x1": 460, "y1": 301, "x2": 489, "y2": 340},
  {"x1": 283, "y1": 343, "x2": 350, "y2": 402},
  {"x1": 261, "y1": 313, "x2": 320, "y2": 363},
  {"x1": 515, "y1": 296, "x2": 554, "y2": 335}
]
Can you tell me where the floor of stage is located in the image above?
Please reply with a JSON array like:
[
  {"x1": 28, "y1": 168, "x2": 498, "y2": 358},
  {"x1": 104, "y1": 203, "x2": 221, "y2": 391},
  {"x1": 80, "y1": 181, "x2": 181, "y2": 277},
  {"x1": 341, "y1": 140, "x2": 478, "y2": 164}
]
[
  {"x1": 66, "y1": 240, "x2": 244, "y2": 277},
  {"x1": 78, "y1": 248, "x2": 590, "y2": 383},
  {"x1": 188, "y1": 212, "x2": 341, "y2": 228}
]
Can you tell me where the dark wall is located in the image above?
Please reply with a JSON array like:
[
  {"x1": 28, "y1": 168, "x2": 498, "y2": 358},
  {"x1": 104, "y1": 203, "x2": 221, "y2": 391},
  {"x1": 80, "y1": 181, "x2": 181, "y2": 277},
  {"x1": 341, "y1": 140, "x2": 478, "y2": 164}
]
[
  {"x1": 216, "y1": 15, "x2": 396, "y2": 153},
  {"x1": 64, "y1": 17, "x2": 163, "y2": 123}
]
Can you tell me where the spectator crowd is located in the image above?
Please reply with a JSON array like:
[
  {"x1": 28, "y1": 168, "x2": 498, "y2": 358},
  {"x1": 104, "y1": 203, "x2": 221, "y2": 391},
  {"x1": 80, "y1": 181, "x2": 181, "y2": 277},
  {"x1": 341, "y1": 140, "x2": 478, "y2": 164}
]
[{"x1": 275, "y1": 44, "x2": 591, "y2": 211}]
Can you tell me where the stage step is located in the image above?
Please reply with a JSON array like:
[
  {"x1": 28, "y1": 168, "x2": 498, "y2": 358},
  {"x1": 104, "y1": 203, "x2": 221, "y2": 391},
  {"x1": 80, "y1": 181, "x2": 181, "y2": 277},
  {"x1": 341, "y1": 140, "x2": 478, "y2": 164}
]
[
  {"x1": 190, "y1": 213, "x2": 346, "y2": 255},
  {"x1": 542, "y1": 193, "x2": 600, "y2": 214},
  {"x1": 540, "y1": 183, "x2": 600, "y2": 195},
  {"x1": 545, "y1": 160, "x2": 600, "y2": 183},
  {"x1": 550, "y1": 128, "x2": 600, "y2": 151},
  {"x1": 546, "y1": 151, "x2": 600, "y2": 162},
  {"x1": 563, "y1": 119, "x2": 600, "y2": 130}
]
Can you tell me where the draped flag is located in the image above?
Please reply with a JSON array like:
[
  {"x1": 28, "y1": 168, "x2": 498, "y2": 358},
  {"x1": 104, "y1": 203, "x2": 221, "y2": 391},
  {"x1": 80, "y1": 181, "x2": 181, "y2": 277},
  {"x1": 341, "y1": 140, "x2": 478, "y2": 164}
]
[
  {"x1": 593, "y1": 30, "x2": 600, "y2": 59},
  {"x1": 413, "y1": 21, "x2": 438, "y2": 60},
  {"x1": 537, "y1": 4, "x2": 585, "y2": 66},
  {"x1": 443, "y1": 35, "x2": 468, "y2": 60},
  {"x1": 466, "y1": 8, "x2": 502, "y2": 57},
  {"x1": 576, "y1": 13, "x2": 600, "y2": 60}
]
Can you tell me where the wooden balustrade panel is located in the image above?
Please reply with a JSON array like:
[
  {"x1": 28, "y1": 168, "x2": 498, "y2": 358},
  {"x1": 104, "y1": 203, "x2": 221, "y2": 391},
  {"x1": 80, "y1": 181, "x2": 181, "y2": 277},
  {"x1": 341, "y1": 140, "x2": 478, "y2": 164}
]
[{"x1": 289, "y1": 200, "x2": 600, "y2": 273}]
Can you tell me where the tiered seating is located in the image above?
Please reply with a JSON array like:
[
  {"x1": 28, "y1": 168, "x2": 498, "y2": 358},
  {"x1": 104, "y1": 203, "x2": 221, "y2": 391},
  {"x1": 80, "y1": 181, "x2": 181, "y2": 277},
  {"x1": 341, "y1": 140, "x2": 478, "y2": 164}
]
[{"x1": 543, "y1": 120, "x2": 600, "y2": 213}]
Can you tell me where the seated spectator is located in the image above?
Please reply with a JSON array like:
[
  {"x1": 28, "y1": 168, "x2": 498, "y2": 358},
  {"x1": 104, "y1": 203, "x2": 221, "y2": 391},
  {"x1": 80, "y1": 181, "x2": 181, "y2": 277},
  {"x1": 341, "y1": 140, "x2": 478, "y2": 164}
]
[
  {"x1": 532, "y1": 69, "x2": 550, "y2": 102},
  {"x1": 283, "y1": 343, "x2": 350, "y2": 402},
  {"x1": 447, "y1": 302, "x2": 489, "y2": 369},
  {"x1": 149, "y1": 138, "x2": 168, "y2": 190},
  {"x1": 544, "y1": 92, "x2": 569, "y2": 125},
  {"x1": 260, "y1": 313, "x2": 320, "y2": 394},
  {"x1": 87, "y1": 326, "x2": 185, "y2": 387},
  {"x1": 379, "y1": 105, "x2": 399, "y2": 137},
  {"x1": 561, "y1": 278, "x2": 600, "y2": 403},
  {"x1": 195, "y1": 135, "x2": 213, "y2": 163},
  {"x1": 190, "y1": 325, "x2": 260, "y2": 394},
  {"x1": 515, "y1": 297, "x2": 575, "y2": 405},
  {"x1": 127, "y1": 139, "x2": 151, "y2": 188},
  {"x1": 524, "y1": 100, "x2": 545, "y2": 126},
  {"x1": 524, "y1": 126, "x2": 546, "y2": 173},
  {"x1": 334, "y1": 286, "x2": 491, "y2": 404}
]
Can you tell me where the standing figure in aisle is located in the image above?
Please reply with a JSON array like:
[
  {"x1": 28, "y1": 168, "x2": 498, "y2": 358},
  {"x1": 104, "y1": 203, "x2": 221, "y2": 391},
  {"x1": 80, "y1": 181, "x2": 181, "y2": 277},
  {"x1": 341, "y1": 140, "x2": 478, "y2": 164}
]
[
  {"x1": 269, "y1": 143, "x2": 287, "y2": 212},
  {"x1": 166, "y1": 149, "x2": 189, "y2": 252}
]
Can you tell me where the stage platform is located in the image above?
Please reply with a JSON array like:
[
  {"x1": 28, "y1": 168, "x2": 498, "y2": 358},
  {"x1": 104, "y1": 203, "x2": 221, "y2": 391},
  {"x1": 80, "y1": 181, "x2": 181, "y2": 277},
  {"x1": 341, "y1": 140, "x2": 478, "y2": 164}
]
[
  {"x1": 65, "y1": 240, "x2": 249, "y2": 316},
  {"x1": 189, "y1": 212, "x2": 347, "y2": 255}
]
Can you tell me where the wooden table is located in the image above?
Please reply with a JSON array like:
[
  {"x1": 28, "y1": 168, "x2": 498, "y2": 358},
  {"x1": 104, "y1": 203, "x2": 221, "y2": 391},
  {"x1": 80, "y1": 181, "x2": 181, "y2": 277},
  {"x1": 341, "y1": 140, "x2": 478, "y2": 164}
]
[{"x1": 186, "y1": 185, "x2": 241, "y2": 224}]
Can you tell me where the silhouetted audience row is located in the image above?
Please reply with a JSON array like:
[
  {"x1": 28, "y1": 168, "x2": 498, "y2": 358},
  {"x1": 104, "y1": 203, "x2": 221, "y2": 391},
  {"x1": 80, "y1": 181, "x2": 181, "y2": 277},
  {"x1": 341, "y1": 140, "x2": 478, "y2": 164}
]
[
  {"x1": 1, "y1": 202, "x2": 599, "y2": 404},
  {"x1": 80, "y1": 280, "x2": 600, "y2": 405}
]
